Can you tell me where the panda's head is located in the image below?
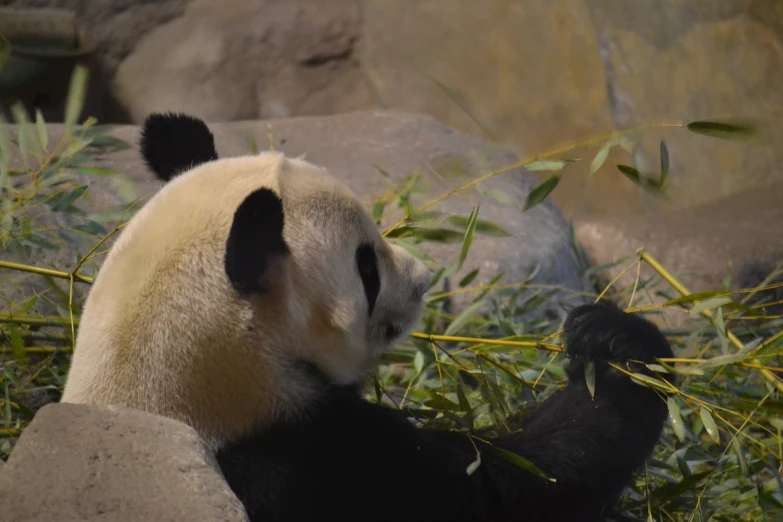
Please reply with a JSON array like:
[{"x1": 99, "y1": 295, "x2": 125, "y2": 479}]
[{"x1": 62, "y1": 113, "x2": 431, "y2": 448}]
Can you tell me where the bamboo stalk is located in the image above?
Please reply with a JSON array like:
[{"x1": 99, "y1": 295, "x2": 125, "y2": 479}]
[
  {"x1": 0, "y1": 260, "x2": 93, "y2": 284},
  {"x1": 0, "y1": 314, "x2": 78, "y2": 327},
  {"x1": 410, "y1": 332, "x2": 564, "y2": 353},
  {"x1": 0, "y1": 346, "x2": 71, "y2": 354}
]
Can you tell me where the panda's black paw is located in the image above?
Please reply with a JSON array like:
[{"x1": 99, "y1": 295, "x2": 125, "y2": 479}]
[{"x1": 563, "y1": 301, "x2": 673, "y2": 382}]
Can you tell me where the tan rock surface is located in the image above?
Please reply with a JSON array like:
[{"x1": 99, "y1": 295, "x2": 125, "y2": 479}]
[
  {"x1": 113, "y1": 0, "x2": 380, "y2": 124},
  {"x1": 361, "y1": 0, "x2": 783, "y2": 220},
  {"x1": 0, "y1": 403, "x2": 249, "y2": 522}
]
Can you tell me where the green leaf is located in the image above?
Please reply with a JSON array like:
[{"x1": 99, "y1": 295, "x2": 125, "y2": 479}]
[
  {"x1": 457, "y1": 206, "x2": 479, "y2": 272},
  {"x1": 446, "y1": 216, "x2": 511, "y2": 237},
  {"x1": 522, "y1": 174, "x2": 560, "y2": 212},
  {"x1": 493, "y1": 447, "x2": 553, "y2": 481},
  {"x1": 477, "y1": 185, "x2": 516, "y2": 206},
  {"x1": 456, "y1": 385, "x2": 471, "y2": 412},
  {"x1": 686, "y1": 120, "x2": 757, "y2": 141},
  {"x1": 11, "y1": 103, "x2": 42, "y2": 156},
  {"x1": 65, "y1": 64, "x2": 90, "y2": 131},
  {"x1": 73, "y1": 167, "x2": 123, "y2": 176},
  {"x1": 35, "y1": 109, "x2": 49, "y2": 151},
  {"x1": 423, "y1": 394, "x2": 461, "y2": 411},
  {"x1": 524, "y1": 160, "x2": 570, "y2": 172},
  {"x1": 659, "y1": 141, "x2": 669, "y2": 187},
  {"x1": 10, "y1": 327, "x2": 26, "y2": 363},
  {"x1": 651, "y1": 471, "x2": 711, "y2": 500},
  {"x1": 617, "y1": 164, "x2": 661, "y2": 191},
  {"x1": 413, "y1": 350, "x2": 425, "y2": 374},
  {"x1": 732, "y1": 437, "x2": 749, "y2": 477},
  {"x1": 372, "y1": 200, "x2": 385, "y2": 224},
  {"x1": 374, "y1": 165, "x2": 392, "y2": 182},
  {"x1": 73, "y1": 221, "x2": 109, "y2": 236},
  {"x1": 0, "y1": 113, "x2": 13, "y2": 172},
  {"x1": 590, "y1": 141, "x2": 612, "y2": 175},
  {"x1": 389, "y1": 239, "x2": 433, "y2": 262},
  {"x1": 771, "y1": 418, "x2": 783, "y2": 431},
  {"x1": 112, "y1": 175, "x2": 138, "y2": 205},
  {"x1": 45, "y1": 185, "x2": 88, "y2": 212},
  {"x1": 690, "y1": 296, "x2": 733, "y2": 315},
  {"x1": 459, "y1": 269, "x2": 479, "y2": 288},
  {"x1": 584, "y1": 360, "x2": 596, "y2": 400},
  {"x1": 693, "y1": 352, "x2": 750, "y2": 370},
  {"x1": 18, "y1": 296, "x2": 39, "y2": 314},
  {"x1": 668, "y1": 397, "x2": 686, "y2": 442},
  {"x1": 410, "y1": 226, "x2": 464, "y2": 243},
  {"x1": 700, "y1": 407, "x2": 720, "y2": 444},
  {"x1": 444, "y1": 300, "x2": 486, "y2": 336}
]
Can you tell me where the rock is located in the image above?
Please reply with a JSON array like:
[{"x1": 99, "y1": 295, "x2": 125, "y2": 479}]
[
  {"x1": 360, "y1": 0, "x2": 783, "y2": 221},
  {"x1": 0, "y1": 0, "x2": 190, "y2": 122},
  {"x1": 1, "y1": 110, "x2": 585, "y2": 319},
  {"x1": 575, "y1": 180, "x2": 783, "y2": 325},
  {"x1": 0, "y1": 402, "x2": 248, "y2": 522},
  {"x1": 113, "y1": 0, "x2": 380, "y2": 123},
  {"x1": 1, "y1": 0, "x2": 189, "y2": 76}
]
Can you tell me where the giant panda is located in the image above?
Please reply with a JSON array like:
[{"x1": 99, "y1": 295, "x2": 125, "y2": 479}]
[{"x1": 61, "y1": 113, "x2": 675, "y2": 522}]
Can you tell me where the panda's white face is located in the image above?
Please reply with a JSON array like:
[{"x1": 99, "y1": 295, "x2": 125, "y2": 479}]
[
  {"x1": 61, "y1": 114, "x2": 431, "y2": 449},
  {"x1": 269, "y1": 156, "x2": 432, "y2": 384}
]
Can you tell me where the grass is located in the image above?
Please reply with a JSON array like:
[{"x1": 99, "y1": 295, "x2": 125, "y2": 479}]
[{"x1": 1, "y1": 65, "x2": 782, "y2": 522}]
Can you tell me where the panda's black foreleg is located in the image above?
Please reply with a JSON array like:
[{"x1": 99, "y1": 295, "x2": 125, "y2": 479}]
[{"x1": 462, "y1": 300, "x2": 674, "y2": 521}]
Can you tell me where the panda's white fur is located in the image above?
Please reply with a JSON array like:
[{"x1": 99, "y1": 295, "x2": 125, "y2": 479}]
[{"x1": 62, "y1": 130, "x2": 430, "y2": 451}]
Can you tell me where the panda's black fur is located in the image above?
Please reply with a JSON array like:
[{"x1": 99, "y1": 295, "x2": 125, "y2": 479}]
[{"x1": 144, "y1": 114, "x2": 674, "y2": 522}]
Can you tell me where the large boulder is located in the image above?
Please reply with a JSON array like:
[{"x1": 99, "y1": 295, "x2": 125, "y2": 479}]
[
  {"x1": 112, "y1": 0, "x2": 379, "y2": 123},
  {"x1": 1, "y1": 110, "x2": 585, "y2": 321},
  {"x1": 360, "y1": 0, "x2": 783, "y2": 220},
  {"x1": 0, "y1": 403, "x2": 248, "y2": 522}
]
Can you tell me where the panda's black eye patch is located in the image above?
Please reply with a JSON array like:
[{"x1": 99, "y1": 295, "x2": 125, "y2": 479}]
[{"x1": 356, "y1": 243, "x2": 380, "y2": 316}]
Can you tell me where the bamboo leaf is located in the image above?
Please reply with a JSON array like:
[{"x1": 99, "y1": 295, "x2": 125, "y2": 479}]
[
  {"x1": 690, "y1": 296, "x2": 733, "y2": 315},
  {"x1": 389, "y1": 239, "x2": 433, "y2": 263},
  {"x1": 444, "y1": 300, "x2": 486, "y2": 336},
  {"x1": 35, "y1": 109, "x2": 49, "y2": 151},
  {"x1": 65, "y1": 64, "x2": 90, "y2": 131},
  {"x1": 659, "y1": 141, "x2": 669, "y2": 187},
  {"x1": 590, "y1": 141, "x2": 612, "y2": 175},
  {"x1": 522, "y1": 174, "x2": 560, "y2": 212},
  {"x1": 525, "y1": 160, "x2": 570, "y2": 172},
  {"x1": 585, "y1": 360, "x2": 596, "y2": 400},
  {"x1": 493, "y1": 447, "x2": 554, "y2": 481},
  {"x1": 446, "y1": 216, "x2": 511, "y2": 237},
  {"x1": 668, "y1": 397, "x2": 686, "y2": 442},
  {"x1": 10, "y1": 327, "x2": 26, "y2": 363},
  {"x1": 732, "y1": 437, "x2": 749, "y2": 477},
  {"x1": 459, "y1": 269, "x2": 479, "y2": 288},
  {"x1": 413, "y1": 350, "x2": 425, "y2": 374},
  {"x1": 686, "y1": 120, "x2": 757, "y2": 141},
  {"x1": 466, "y1": 451, "x2": 482, "y2": 476},
  {"x1": 457, "y1": 206, "x2": 479, "y2": 272},
  {"x1": 700, "y1": 407, "x2": 720, "y2": 444}
]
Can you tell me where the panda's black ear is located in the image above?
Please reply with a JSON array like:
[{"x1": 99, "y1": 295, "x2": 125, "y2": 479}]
[
  {"x1": 140, "y1": 112, "x2": 218, "y2": 182},
  {"x1": 225, "y1": 188, "x2": 290, "y2": 295}
]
